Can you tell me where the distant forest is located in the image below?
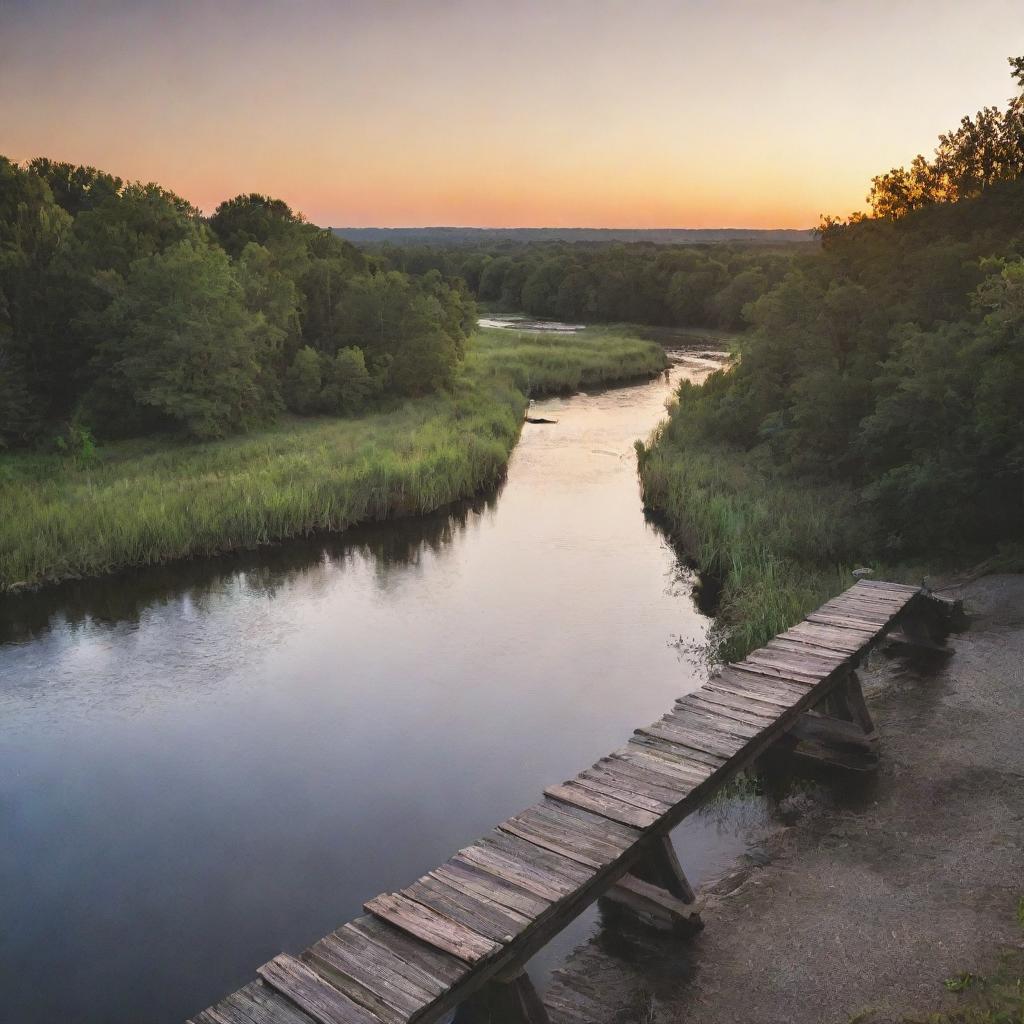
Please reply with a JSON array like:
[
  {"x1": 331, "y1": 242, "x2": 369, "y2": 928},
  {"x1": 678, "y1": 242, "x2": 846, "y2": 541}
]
[
  {"x1": 334, "y1": 227, "x2": 814, "y2": 245},
  {"x1": 0, "y1": 165, "x2": 475, "y2": 446},
  {"x1": 367, "y1": 241, "x2": 803, "y2": 331}
]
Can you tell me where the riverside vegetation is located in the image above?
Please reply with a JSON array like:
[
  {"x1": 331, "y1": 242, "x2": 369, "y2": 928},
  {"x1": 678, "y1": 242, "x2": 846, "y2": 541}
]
[
  {"x1": 639, "y1": 56, "x2": 1024, "y2": 661},
  {"x1": 0, "y1": 327, "x2": 665, "y2": 589}
]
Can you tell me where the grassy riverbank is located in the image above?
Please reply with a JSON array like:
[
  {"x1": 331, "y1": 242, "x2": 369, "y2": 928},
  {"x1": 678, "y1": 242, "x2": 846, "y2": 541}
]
[
  {"x1": 0, "y1": 327, "x2": 666, "y2": 590},
  {"x1": 637, "y1": 413, "x2": 920, "y2": 663}
]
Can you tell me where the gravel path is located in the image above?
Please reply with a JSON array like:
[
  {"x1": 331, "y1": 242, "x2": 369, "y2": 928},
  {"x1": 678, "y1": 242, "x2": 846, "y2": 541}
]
[{"x1": 544, "y1": 575, "x2": 1024, "y2": 1024}]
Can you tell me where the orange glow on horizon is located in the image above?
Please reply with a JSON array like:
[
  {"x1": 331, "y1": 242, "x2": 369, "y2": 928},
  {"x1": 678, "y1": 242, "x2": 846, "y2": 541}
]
[{"x1": 2, "y1": 1, "x2": 1020, "y2": 230}]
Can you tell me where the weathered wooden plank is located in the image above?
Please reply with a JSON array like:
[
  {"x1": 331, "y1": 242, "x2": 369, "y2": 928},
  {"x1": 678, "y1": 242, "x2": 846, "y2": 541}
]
[
  {"x1": 544, "y1": 781, "x2": 659, "y2": 829},
  {"x1": 829, "y1": 590, "x2": 904, "y2": 612},
  {"x1": 768, "y1": 636, "x2": 854, "y2": 663},
  {"x1": 702, "y1": 679, "x2": 796, "y2": 713},
  {"x1": 683, "y1": 688, "x2": 778, "y2": 723},
  {"x1": 811, "y1": 603, "x2": 891, "y2": 625},
  {"x1": 805, "y1": 612, "x2": 879, "y2": 633},
  {"x1": 325, "y1": 922, "x2": 452, "y2": 998},
  {"x1": 240, "y1": 981, "x2": 326, "y2": 1024},
  {"x1": 457, "y1": 842, "x2": 578, "y2": 901},
  {"x1": 783, "y1": 623, "x2": 867, "y2": 653},
  {"x1": 740, "y1": 649, "x2": 833, "y2": 681},
  {"x1": 402, "y1": 875, "x2": 532, "y2": 944},
  {"x1": 193, "y1": 981, "x2": 320, "y2": 1024},
  {"x1": 628, "y1": 732, "x2": 728, "y2": 771},
  {"x1": 481, "y1": 830, "x2": 597, "y2": 886},
  {"x1": 734, "y1": 652, "x2": 823, "y2": 682},
  {"x1": 667, "y1": 700, "x2": 765, "y2": 741},
  {"x1": 713, "y1": 668, "x2": 810, "y2": 703},
  {"x1": 304, "y1": 935, "x2": 426, "y2": 1024},
  {"x1": 855, "y1": 579, "x2": 919, "y2": 595},
  {"x1": 500, "y1": 810, "x2": 622, "y2": 869},
  {"x1": 607, "y1": 747, "x2": 713, "y2": 789},
  {"x1": 432, "y1": 860, "x2": 551, "y2": 921},
  {"x1": 363, "y1": 893, "x2": 501, "y2": 963},
  {"x1": 817, "y1": 605, "x2": 892, "y2": 628},
  {"x1": 638, "y1": 718, "x2": 745, "y2": 759},
  {"x1": 589, "y1": 758, "x2": 695, "y2": 800},
  {"x1": 345, "y1": 915, "x2": 470, "y2": 990},
  {"x1": 746, "y1": 644, "x2": 843, "y2": 675},
  {"x1": 676, "y1": 693, "x2": 776, "y2": 731},
  {"x1": 666, "y1": 704, "x2": 763, "y2": 737},
  {"x1": 569, "y1": 770, "x2": 675, "y2": 814},
  {"x1": 258, "y1": 954, "x2": 380, "y2": 1024},
  {"x1": 578, "y1": 764, "x2": 684, "y2": 806},
  {"x1": 783, "y1": 620, "x2": 865, "y2": 648},
  {"x1": 529, "y1": 797, "x2": 641, "y2": 849}
]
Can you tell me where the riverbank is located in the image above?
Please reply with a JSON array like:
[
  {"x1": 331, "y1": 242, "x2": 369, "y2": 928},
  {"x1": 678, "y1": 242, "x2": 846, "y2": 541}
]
[
  {"x1": 635, "y1": 406, "x2": 988, "y2": 663},
  {"x1": 545, "y1": 573, "x2": 1024, "y2": 1024},
  {"x1": 0, "y1": 327, "x2": 666, "y2": 591}
]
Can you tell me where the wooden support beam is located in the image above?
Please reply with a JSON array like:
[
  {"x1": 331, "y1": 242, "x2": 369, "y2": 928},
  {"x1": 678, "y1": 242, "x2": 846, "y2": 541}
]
[
  {"x1": 601, "y1": 873, "x2": 703, "y2": 932},
  {"x1": 631, "y1": 834, "x2": 696, "y2": 903},
  {"x1": 452, "y1": 970, "x2": 550, "y2": 1024},
  {"x1": 789, "y1": 671, "x2": 879, "y2": 771}
]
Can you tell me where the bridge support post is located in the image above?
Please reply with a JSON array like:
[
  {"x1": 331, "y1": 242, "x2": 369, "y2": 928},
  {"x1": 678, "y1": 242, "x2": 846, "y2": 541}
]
[
  {"x1": 601, "y1": 835, "x2": 703, "y2": 933},
  {"x1": 789, "y1": 670, "x2": 879, "y2": 771},
  {"x1": 453, "y1": 970, "x2": 550, "y2": 1024}
]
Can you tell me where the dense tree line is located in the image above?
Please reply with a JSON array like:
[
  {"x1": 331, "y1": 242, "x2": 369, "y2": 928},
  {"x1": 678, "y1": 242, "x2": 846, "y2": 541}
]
[
  {"x1": 373, "y1": 239, "x2": 803, "y2": 331},
  {"x1": 665, "y1": 56, "x2": 1024, "y2": 553},
  {"x1": 0, "y1": 162, "x2": 474, "y2": 446}
]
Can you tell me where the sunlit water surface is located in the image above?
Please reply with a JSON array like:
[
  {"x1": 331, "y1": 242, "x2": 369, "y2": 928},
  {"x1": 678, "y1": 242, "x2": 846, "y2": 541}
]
[{"x1": 0, "y1": 354, "x2": 775, "y2": 1024}]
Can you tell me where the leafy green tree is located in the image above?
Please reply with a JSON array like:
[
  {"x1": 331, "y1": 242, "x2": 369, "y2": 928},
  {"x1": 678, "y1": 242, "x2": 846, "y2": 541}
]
[
  {"x1": 27, "y1": 158, "x2": 122, "y2": 215},
  {"x1": 321, "y1": 346, "x2": 373, "y2": 413},
  {"x1": 91, "y1": 240, "x2": 266, "y2": 439},
  {"x1": 284, "y1": 346, "x2": 323, "y2": 414},
  {"x1": 209, "y1": 193, "x2": 303, "y2": 258}
]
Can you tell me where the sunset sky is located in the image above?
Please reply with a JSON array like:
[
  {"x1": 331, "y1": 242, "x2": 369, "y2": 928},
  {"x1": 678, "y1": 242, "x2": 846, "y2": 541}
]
[{"x1": 2, "y1": 0, "x2": 1021, "y2": 228}]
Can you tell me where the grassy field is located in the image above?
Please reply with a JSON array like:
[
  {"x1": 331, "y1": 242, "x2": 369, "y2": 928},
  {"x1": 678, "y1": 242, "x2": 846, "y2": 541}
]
[
  {"x1": 0, "y1": 327, "x2": 666, "y2": 590},
  {"x1": 637, "y1": 411, "x2": 924, "y2": 664}
]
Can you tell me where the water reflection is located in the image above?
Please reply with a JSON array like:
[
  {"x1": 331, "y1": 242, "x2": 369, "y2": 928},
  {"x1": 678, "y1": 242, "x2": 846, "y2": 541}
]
[
  {"x1": 0, "y1": 493, "x2": 502, "y2": 647},
  {"x1": 0, "y1": 358, "x2": 750, "y2": 1024}
]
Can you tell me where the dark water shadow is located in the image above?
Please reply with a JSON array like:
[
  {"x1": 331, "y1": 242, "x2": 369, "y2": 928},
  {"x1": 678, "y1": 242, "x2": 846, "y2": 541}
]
[{"x1": 0, "y1": 490, "x2": 503, "y2": 647}]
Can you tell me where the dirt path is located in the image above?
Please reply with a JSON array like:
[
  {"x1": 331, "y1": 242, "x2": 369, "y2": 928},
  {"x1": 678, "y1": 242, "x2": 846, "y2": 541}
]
[{"x1": 544, "y1": 575, "x2": 1024, "y2": 1024}]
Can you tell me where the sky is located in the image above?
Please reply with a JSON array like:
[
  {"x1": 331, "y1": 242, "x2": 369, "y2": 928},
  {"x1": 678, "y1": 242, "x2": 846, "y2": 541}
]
[{"x1": 1, "y1": 0, "x2": 1022, "y2": 228}]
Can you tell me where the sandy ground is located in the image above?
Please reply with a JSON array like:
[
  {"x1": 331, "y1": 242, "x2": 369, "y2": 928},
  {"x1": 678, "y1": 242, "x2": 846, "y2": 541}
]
[{"x1": 544, "y1": 575, "x2": 1024, "y2": 1024}]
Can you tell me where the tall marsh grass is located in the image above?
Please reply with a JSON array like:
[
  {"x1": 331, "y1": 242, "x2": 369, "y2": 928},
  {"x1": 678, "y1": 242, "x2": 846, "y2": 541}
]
[
  {"x1": 637, "y1": 413, "x2": 892, "y2": 663},
  {"x1": 1, "y1": 327, "x2": 666, "y2": 589}
]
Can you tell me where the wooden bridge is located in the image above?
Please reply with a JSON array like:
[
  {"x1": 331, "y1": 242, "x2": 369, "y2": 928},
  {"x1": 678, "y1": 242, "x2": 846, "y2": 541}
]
[{"x1": 188, "y1": 580, "x2": 954, "y2": 1024}]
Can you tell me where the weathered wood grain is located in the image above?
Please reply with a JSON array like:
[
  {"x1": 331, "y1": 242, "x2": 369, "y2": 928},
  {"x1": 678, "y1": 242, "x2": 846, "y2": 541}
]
[
  {"x1": 363, "y1": 894, "x2": 501, "y2": 963},
  {"x1": 258, "y1": 954, "x2": 380, "y2": 1024}
]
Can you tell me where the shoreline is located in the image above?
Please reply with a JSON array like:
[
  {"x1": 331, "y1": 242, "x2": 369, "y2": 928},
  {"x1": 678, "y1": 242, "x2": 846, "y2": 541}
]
[
  {"x1": 543, "y1": 574, "x2": 1024, "y2": 1024},
  {"x1": 1, "y1": 329, "x2": 670, "y2": 596}
]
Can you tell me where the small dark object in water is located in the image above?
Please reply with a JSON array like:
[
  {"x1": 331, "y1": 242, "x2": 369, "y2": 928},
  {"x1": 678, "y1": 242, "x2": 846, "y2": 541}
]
[{"x1": 525, "y1": 416, "x2": 558, "y2": 424}]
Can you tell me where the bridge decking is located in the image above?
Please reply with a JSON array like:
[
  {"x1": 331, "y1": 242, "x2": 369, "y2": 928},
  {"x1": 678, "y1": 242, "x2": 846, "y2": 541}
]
[{"x1": 189, "y1": 580, "x2": 946, "y2": 1024}]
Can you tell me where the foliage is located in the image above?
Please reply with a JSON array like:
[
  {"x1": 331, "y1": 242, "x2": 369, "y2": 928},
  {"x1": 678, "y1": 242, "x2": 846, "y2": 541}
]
[
  {"x1": 373, "y1": 237, "x2": 800, "y2": 330},
  {"x1": 0, "y1": 326, "x2": 664, "y2": 589},
  {"x1": 0, "y1": 162, "x2": 473, "y2": 447}
]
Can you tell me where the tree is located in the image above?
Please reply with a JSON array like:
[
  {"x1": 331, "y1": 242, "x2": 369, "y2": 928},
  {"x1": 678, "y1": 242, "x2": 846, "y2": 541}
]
[
  {"x1": 284, "y1": 346, "x2": 323, "y2": 414},
  {"x1": 321, "y1": 347, "x2": 373, "y2": 413},
  {"x1": 92, "y1": 240, "x2": 266, "y2": 439},
  {"x1": 209, "y1": 193, "x2": 304, "y2": 258}
]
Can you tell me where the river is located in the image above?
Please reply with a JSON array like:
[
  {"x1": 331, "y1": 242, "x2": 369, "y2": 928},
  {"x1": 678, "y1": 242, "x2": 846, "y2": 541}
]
[{"x1": 0, "y1": 352, "x2": 771, "y2": 1023}]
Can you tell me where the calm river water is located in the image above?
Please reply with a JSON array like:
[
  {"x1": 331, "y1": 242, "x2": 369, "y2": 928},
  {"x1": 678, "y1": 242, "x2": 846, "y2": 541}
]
[{"x1": 0, "y1": 354, "x2": 772, "y2": 1023}]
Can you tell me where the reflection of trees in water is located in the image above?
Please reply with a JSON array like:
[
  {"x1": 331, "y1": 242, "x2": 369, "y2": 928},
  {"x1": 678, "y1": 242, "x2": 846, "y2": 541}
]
[{"x1": 0, "y1": 490, "x2": 502, "y2": 646}]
